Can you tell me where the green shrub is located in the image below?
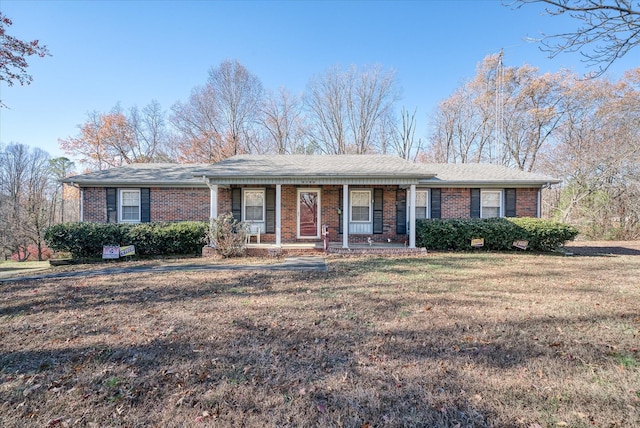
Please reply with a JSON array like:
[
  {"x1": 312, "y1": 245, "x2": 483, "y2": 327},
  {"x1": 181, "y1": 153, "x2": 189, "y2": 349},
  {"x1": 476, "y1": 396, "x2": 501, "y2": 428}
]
[
  {"x1": 44, "y1": 222, "x2": 129, "y2": 259},
  {"x1": 416, "y1": 218, "x2": 579, "y2": 252},
  {"x1": 508, "y1": 218, "x2": 580, "y2": 252},
  {"x1": 44, "y1": 221, "x2": 208, "y2": 259}
]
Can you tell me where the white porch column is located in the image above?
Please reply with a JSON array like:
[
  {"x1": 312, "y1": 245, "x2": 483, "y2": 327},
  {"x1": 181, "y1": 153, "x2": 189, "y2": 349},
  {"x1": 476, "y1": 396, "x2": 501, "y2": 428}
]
[
  {"x1": 409, "y1": 184, "x2": 416, "y2": 248},
  {"x1": 275, "y1": 184, "x2": 282, "y2": 247},
  {"x1": 342, "y1": 184, "x2": 349, "y2": 248},
  {"x1": 209, "y1": 184, "x2": 218, "y2": 220}
]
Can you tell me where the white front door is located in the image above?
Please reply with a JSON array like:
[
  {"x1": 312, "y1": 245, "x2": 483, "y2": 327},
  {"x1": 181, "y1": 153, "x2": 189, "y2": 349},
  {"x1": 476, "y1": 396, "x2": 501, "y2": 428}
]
[{"x1": 297, "y1": 188, "x2": 321, "y2": 239}]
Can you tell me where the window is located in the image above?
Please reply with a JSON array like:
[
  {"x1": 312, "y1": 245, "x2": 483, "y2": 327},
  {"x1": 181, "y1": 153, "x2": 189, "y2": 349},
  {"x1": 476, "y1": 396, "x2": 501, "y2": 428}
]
[
  {"x1": 119, "y1": 189, "x2": 141, "y2": 223},
  {"x1": 415, "y1": 190, "x2": 429, "y2": 219},
  {"x1": 350, "y1": 190, "x2": 371, "y2": 222},
  {"x1": 481, "y1": 190, "x2": 502, "y2": 218},
  {"x1": 243, "y1": 189, "x2": 265, "y2": 222}
]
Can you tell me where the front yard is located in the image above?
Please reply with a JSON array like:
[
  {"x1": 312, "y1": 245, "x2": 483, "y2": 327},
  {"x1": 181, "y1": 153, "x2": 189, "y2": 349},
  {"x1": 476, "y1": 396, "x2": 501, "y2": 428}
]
[{"x1": 1, "y1": 251, "x2": 639, "y2": 427}]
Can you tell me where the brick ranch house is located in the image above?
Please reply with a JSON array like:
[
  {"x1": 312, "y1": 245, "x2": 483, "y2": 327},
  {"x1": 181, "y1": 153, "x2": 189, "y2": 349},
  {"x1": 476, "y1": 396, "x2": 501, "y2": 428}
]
[{"x1": 62, "y1": 155, "x2": 560, "y2": 249}]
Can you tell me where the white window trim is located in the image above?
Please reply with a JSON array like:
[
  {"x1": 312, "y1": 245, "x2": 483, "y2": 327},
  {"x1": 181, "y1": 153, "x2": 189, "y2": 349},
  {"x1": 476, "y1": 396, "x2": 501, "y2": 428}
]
[
  {"x1": 242, "y1": 188, "x2": 266, "y2": 223},
  {"x1": 415, "y1": 189, "x2": 430, "y2": 220},
  {"x1": 480, "y1": 189, "x2": 504, "y2": 219},
  {"x1": 350, "y1": 189, "x2": 372, "y2": 223},
  {"x1": 118, "y1": 188, "x2": 141, "y2": 223}
]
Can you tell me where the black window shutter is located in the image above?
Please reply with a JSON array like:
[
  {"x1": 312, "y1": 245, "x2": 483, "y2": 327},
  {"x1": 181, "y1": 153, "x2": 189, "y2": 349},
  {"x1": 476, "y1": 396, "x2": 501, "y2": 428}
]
[
  {"x1": 140, "y1": 188, "x2": 150, "y2": 222},
  {"x1": 231, "y1": 188, "x2": 242, "y2": 220},
  {"x1": 106, "y1": 188, "x2": 117, "y2": 223},
  {"x1": 373, "y1": 188, "x2": 383, "y2": 234},
  {"x1": 430, "y1": 188, "x2": 442, "y2": 219},
  {"x1": 396, "y1": 189, "x2": 407, "y2": 235},
  {"x1": 338, "y1": 190, "x2": 343, "y2": 234},
  {"x1": 265, "y1": 187, "x2": 275, "y2": 233},
  {"x1": 470, "y1": 189, "x2": 481, "y2": 218},
  {"x1": 505, "y1": 188, "x2": 517, "y2": 217}
]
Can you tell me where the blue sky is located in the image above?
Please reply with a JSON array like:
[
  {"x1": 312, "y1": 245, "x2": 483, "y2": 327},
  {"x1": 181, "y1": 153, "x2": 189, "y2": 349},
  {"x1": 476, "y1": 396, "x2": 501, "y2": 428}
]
[{"x1": 1, "y1": 0, "x2": 636, "y2": 161}]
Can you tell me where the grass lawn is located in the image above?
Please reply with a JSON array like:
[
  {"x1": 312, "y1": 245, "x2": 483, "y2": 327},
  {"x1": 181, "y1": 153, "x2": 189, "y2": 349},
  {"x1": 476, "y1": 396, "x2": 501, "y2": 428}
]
[
  {"x1": 1, "y1": 252, "x2": 639, "y2": 427},
  {"x1": 0, "y1": 260, "x2": 50, "y2": 279}
]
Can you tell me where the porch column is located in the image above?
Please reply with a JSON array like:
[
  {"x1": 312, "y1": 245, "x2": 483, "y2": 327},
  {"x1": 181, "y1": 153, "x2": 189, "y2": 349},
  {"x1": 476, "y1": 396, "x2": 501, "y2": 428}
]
[
  {"x1": 342, "y1": 184, "x2": 349, "y2": 248},
  {"x1": 409, "y1": 184, "x2": 416, "y2": 248},
  {"x1": 275, "y1": 184, "x2": 282, "y2": 247},
  {"x1": 209, "y1": 184, "x2": 218, "y2": 220}
]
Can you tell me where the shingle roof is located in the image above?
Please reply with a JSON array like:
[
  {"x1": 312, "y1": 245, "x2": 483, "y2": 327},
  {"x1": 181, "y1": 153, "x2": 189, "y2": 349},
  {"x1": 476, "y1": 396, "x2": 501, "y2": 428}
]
[
  {"x1": 61, "y1": 163, "x2": 210, "y2": 187},
  {"x1": 419, "y1": 163, "x2": 560, "y2": 186},
  {"x1": 199, "y1": 154, "x2": 434, "y2": 178},
  {"x1": 61, "y1": 156, "x2": 560, "y2": 188}
]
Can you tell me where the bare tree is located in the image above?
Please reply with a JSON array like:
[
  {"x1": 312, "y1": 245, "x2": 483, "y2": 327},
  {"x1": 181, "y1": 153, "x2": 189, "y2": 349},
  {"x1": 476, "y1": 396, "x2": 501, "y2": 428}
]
[
  {"x1": 208, "y1": 59, "x2": 264, "y2": 155},
  {"x1": 129, "y1": 100, "x2": 170, "y2": 162},
  {"x1": 501, "y1": 66, "x2": 566, "y2": 171},
  {"x1": 392, "y1": 107, "x2": 422, "y2": 160},
  {"x1": 305, "y1": 66, "x2": 349, "y2": 154},
  {"x1": 539, "y1": 68, "x2": 640, "y2": 237},
  {"x1": 510, "y1": 0, "x2": 640, "y2": 76},
  {"x1": 60, "y1": 102, "x2": 171, "y2": 170},
  {"x1": 427, "y1": 54, "x2": 564, "y2": 171},
  {"x1": 170, "y1": 84, "x2": 229, "y2": 163},
  {"x1": 0, "y1": 144, "x2": 53, "y2": 260},
  {"x1": 346, "y1": 64, "x2": 399, "y2": 153},
  {"x1": 170, "y1": 60, "x2": 264, "y2": 161},
  {"x1": 305, "y1": 64, "x2": 399, "y2": 154},
  {"x1": 260, "y1": 87, "x2": 309, "y2": 154}
]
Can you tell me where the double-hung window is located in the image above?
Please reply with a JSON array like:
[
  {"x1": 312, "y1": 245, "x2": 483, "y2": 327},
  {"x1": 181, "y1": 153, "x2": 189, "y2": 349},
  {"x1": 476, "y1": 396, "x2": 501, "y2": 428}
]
[
  {"x1": 119, "y1": 189, "x2": 141, "y2": 223},
  {"x1": 243, "y1": 189, "x2": 265, "y2": 223},
  {"x1": 350, "y1": 190, "x2": 371, "y2": 223},
  {"x1": 481, "y1": 190, "x2": 502, "y2": 218},
  {"x1": 415, "y1": 190, "x2": 429, "y2": 219},
  {"x1": 349, "y1": 189, "x2": 373, "y2": 234}
]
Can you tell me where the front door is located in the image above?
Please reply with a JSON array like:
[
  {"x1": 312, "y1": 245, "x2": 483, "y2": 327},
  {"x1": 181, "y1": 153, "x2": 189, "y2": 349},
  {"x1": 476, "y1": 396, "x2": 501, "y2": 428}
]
[{"x1": 297, "y1": 189, "x2": 321, "y2": 239}]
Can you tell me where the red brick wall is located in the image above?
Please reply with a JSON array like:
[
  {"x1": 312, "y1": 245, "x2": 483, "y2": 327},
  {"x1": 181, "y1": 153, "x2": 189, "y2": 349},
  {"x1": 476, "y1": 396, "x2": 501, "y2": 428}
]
[
  {"x1": 82, "y1": 187, "x2": 106, "y2": 222},
  {"x1": 441, "y1": 188, "x2": 471, "y2": 218},
  {"x1": 439, "y1": 188, "x2": 539, "y2": 219},
  {"x1": 151, "y1": 188, "x2": 209, "y2": 221},
  {"x1": 82, "y1": 187, "x2": 209, "y2": 223},
  {"x1": 515, "y1": 188, "x2": 539, "y2": 217},
  {"x1": 83, "y1": 185, "x2": 541, "y2": 240}
]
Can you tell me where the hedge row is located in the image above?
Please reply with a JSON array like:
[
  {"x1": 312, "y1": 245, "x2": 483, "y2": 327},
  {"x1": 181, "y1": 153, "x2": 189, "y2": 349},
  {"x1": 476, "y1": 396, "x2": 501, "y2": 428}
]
[
  {"x1": 416, "y1": 218, "x2": 579, "y2": 252},
  {"x1": 44, "y1": 222, "x2": 208, "y2": 259}
]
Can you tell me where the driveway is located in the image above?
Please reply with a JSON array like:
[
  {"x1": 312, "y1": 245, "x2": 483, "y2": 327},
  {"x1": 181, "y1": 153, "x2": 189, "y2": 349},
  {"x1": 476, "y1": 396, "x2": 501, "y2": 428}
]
[{"x1": 0, "y1": 256, "x2": 327, "y2": 283}]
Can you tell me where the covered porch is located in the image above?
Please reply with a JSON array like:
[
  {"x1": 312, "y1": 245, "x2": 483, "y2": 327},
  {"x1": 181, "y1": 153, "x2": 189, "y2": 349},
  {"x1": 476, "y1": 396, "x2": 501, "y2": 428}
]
[
  {"x1": 207, "y1": 183, "x2": 421, "y2": 249},
  {"x1": 199, "y1": 155, "x2": 437, "y2": 250}
]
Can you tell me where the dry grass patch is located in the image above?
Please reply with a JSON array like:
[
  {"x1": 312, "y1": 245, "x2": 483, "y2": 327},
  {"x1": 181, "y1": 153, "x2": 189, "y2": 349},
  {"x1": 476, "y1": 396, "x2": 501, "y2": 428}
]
[{"x1": 1, "y1": 252, "x2": 639, "y2": 427}]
